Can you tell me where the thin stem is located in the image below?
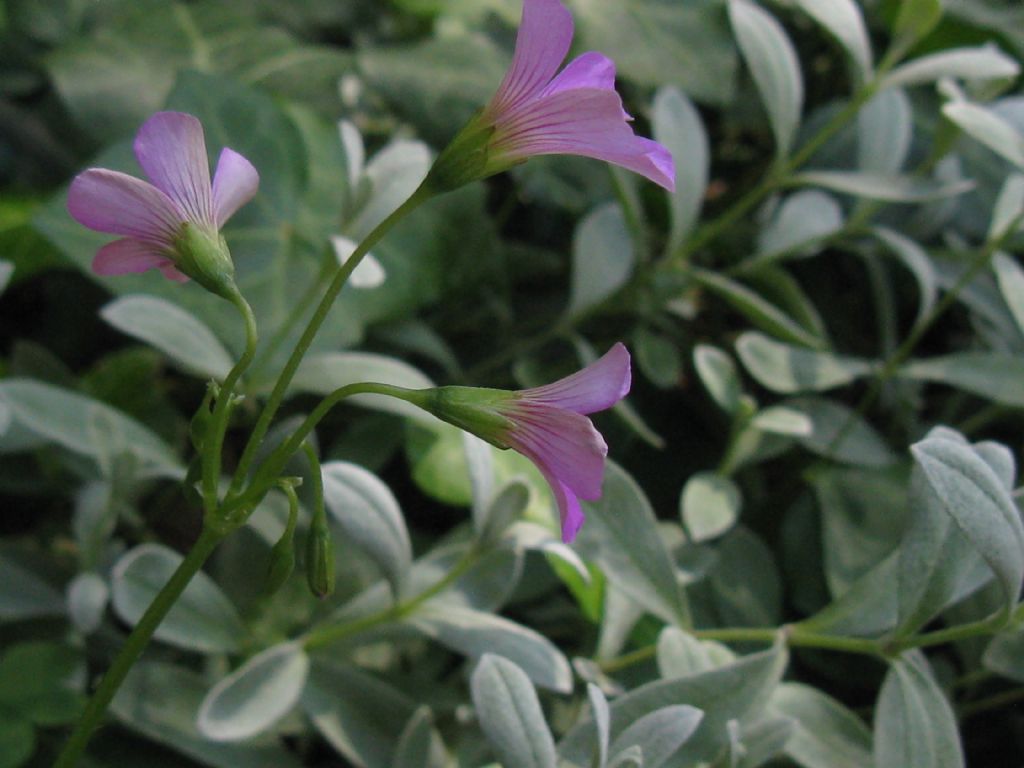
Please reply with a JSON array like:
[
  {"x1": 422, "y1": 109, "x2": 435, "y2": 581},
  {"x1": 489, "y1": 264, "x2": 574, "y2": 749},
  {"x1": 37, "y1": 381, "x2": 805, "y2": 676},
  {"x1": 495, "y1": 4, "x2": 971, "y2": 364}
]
[
  {"x1": 958, "y1": 686, "x2": 1024, "y2": 720},
  {"x1": 229, "y1": 187, "x2": 431, "y2": 496},
  {"x1": 887, "y1": 615, "x2": 1007, "y2": 655},
  {"x1": 202, "y1": 289, "x2": 258, "y2": 514},
  {"x1": 53, "y1": 525, "x2": 226, "y2": 768}
]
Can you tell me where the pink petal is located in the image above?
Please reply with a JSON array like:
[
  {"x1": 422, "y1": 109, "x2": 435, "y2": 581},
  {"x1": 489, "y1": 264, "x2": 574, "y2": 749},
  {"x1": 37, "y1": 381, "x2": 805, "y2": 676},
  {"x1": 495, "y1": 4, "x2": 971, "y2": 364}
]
[
  {"x1": 538, "y1": 466, "x2": 586, "y2": 543},
  {"x1": 506, "y1": 404, "x2": 607, "y2": 500},
  {"x1": 541, "y1": 52, "x2": 618, "y2": 96},
  {"x1": 521, "y1": 343, "x2": 631, "y2": 414},
  {"x1": 68, "y1": 169, "x2": 183, "y2": 243},
  {"x1": 133, "y1": 112, "x2": 214, "y2": 227},
  {"x1": 490, "y1": 0, "x2": 574, "y2": 116},
  {"x1": 212, "y1": 147, "x2": 259, "y2": 228},
  {"x1": 92, "y1": 238, "x2": 176, "y2": 278}
]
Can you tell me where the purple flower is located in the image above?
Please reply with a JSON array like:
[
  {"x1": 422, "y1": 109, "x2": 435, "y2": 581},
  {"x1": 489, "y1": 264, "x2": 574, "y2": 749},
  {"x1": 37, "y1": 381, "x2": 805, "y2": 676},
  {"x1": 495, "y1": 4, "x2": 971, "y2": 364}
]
[
  {"x1": 421, "y1": 344, "x2": 631, "y2": 542},
  {"x1": 67, "y1": 111, "x2": 258, "y2": 294},
  {"x1": 427, "y1": 0, "x2": 674, "y2": 192}
]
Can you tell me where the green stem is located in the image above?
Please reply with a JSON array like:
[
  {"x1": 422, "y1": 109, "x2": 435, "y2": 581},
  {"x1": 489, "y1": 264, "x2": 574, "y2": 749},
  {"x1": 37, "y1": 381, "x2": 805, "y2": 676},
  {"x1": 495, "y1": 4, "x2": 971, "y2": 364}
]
[
  {"x1": 302, "y1": 546, "x2": 480, "y2": 651},
  {"x1": 959, "y1": 686, "x2": 1024, "y2": 720},
  {"x1": 228, "y1": 186, "x2": 432, "y2": 496},
  {"x1": 202, "y1": 289, "x2": 258, "y2": 514},
  {"x1": 53, "y1": 525, "x2": 226, "y2": 768}
]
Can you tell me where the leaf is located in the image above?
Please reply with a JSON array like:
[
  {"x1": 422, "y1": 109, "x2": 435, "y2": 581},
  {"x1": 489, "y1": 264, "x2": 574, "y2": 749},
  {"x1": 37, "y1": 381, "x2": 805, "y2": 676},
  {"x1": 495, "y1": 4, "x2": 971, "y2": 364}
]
[
  {"x1": 588, "y1": 684, "x2": 611, "y2": 768},
  {"x1": 693, "y1": 269, "x2": 826, "y2": 349},
  {"x1": 577, "y1": 461, "x2": 690, "y2": 627},
  {"x1": 786, "y1": 397, "x2": 897, "y2": 467},
  {"x1": 569, "y1": 203, "x2": 634, "y2": 316},
  {"x1": 769, "y1": 683, "x2": 872, "y2": 768},
  {"x1": 873, "y1": 227, "x2": 937, "y2": 332},
  {"x1": 0, "y1": 642, "x2": 84, "y2": 726},
  {"x1": 653, "y1": 87, "x2": 709, "y2": 253},
  {"x1": 791, "y1": 170, "x2": 976, "y2": 201},
  {"x1": 0, "y1": 260, "x2": 12, "y2": 295},
  {"x1": 707, "y1": 527, "x2": 783, "y2": 627},
  {"x1": 330, "y1": 236, "x2": 387, "y2": 289},
  {"x1": 791, "y1": 0, "x2": 872, "y2": 83},
  {"x1": 0, "y1": 717, "x2": 33, "y2": 768},
  {"x1": 0, "y1": 555, "x2": 65, "y2": 621},
  {"x1": 910, "y1": 436, "x2": 1024, "y2": 617},
  {"x1": 983, "y1": 628, "x2": 1024, "y2": 682},
  {"x1": 680, "y1": 472, "x2": 741, "y2": 542},
  {"x1": 607, "y1": 705, "x2": 704, "y2": 768},
  {"x1": 729, "y1": 0, "x2": 803, "y2": 158},
  {"x1": 408, "y1": 603, "x2": 572, "y2": 693},
  {"x1": 859, "y1": 89, "x2": 912, "y2": 174},
  {"x1": 111, "y1": 544, "x2": 248, "y2": 653},
  {"x1": 100, "y1": 294, "x2": 233, "y2": 380},
  {"x1": 391, "y1": 706, "x2": 446, "y2": 768},
  {"x1": 693, "y1": 345, "x2": 742, "y2": 413},
  {"x1": 736, "y1": 332, "x2": 872, "y2": 393},
  {"x1": 883, "y1": 44, "x2": 1020, "y2": 90},
  {"x1": 656, "y1": 627, "x2": 735, "y2": 679},
  {"x1": 874, "y1": 652, "x2": 965, "y2": 768},
  {"x1": 756, "y1": 190, "x2": 843, "y2": 259},
  {"x1": 66, "y1": 572, "x2": 109, "y2": 635},
  {"x1": 798, "y1": 552, "x2": 900, "y2": 636},
  {"x1": 943, "y1": 100, "x2": 1024, "y2": 169},
  {"x1": 471, "y1": 655, "x2": 557, "y2": 768},
  {"x1": 346, "y1": 140, "x2": 432, "y2": 240},
  {"x1": 559, "y1": 644, "x2": 788, "y2": 766},
  {"x1": 322, "y1": 461, "x2": 412, "y2": 599},
  {"x1": 891, "y1": 0, "x2": 943, "y2": 50},
  {"x1": 750, "y1": 406, "x2": 813, "y2": 436},
  {"x1": 0, "y1": 379, "x2": 182, "y2": 478},
  {"x1": 898, "y1": 352, "x2": 1024, "y2": 407},
  {"x1": 994, "y1": 252, "x2": 1024, "y2": 336},
  {"x1": 989, "y1": 174, "x2": 1024, "y2": 240},
  {"x1": 633, "y1": 327, "x2": 683, "y2": 390}
]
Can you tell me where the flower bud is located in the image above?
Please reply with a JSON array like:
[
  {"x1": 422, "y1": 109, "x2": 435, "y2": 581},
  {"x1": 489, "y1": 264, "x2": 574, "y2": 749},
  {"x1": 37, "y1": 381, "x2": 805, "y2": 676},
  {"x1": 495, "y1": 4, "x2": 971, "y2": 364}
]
[{"x1": 305, "y1": 522, "x2": 335, "y2": 599}]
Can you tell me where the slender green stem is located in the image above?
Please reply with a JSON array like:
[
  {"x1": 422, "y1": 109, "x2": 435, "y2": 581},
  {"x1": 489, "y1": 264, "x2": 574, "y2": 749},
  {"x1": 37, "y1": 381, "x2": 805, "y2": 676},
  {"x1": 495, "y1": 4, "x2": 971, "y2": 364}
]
[
  {"x1": 228, "y1": 187, "x2": 432, "y2": 496},
  {"x1": 302, "y1": 546, "x2": 480, "y2": 650},
  {"x1": 887, "y1": 615, "x2": 1007, "y2": 655},
  {"x1": 53, "y1": 525, "x2": 226, "y2": 768},
  {"x1": 958, "y1": 686, "x2": 1024, "y2": 720},
  {"x1": 202, "y1": 289, "x2": 258, "y2": 514}
]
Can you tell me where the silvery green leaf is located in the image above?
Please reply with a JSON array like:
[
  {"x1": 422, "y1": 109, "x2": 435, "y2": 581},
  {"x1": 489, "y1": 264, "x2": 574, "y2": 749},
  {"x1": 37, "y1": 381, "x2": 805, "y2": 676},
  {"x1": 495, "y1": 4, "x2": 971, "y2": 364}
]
[
  {"x1": 198, "y1": 642, "x2": 309, "y2": 741},
  {"x1": 338, "y1": 120, "x2": 364, "y2": 189},
  {"x1": 972, "y1": 440, "x2": 1016, "y2": 490},
  {"x1": 994, "y1": 252, "x2": 1024, "y2": 336},
  {"x1": 607, "y1": 745, "x2": 643, "y2": 768},
  {"x1": 100, "y1": 294, "x2": 233, "y2": 380},
  {"x1": 729, "y1": 0, "x2": 804, "y2": 158},
  {"x1": 943, "y1": 100, "x2": 1024, "y2": 169},
  {"x1": 322, "y1": 461, "x2": 412, "y2": 599},
  {"x1": 72, "y1": 482, "x2": 119, "y2": 570},
  {"x1": 786, "y1": 397, "x2": 897, "y2": 467},
  {"x1": 66, "y1": 572, "x2": 108, "y2": 635},
  {"x1": 463, "y1": 432, "x2": 497, "y2": 539},
  {"x1": 859, "y1": 89, "x2": 912, "y2": 173},
  {"x1": 111, "y1": 544, "x2": 247, "y2": 653},
  {"x1": 588, "y1": 684, "x2": 612, "y2": 768},
  {"x1": 657, "y1": 627, "x2": 735, "y2": 679},
  {"x1": 471, "y1": 654, "x2": 557, "y2": 768},
  {"x1": 792, "y1": 0, "x2": 871, "y2": 82},
  {"x1": 578, "y1": 461, "x2": 690, "y2": 627},
  {"x1": 898, "y1": 353, "x2": 1024, "y2": 407},
  {"x1": 0, "y1": 555, "x2": 64, "y2": 621},
  {"x1": 0, "y1": 400, "x2": 9, "y2": 438},
  {"x1": 982, "y1": 628, "x2": 1024, "y2": 682},
  {"x1": 892, "y1": 0, "x2": 942, "y2": 49},
  {"x1": 884, "y1": 44, "x2": 1019, "y2": 89},
  {"x1": 303, "y1": 659, "x2": 416, "y2": 768},
  {"x1": 634, "y1": 327, "x2": 682, "y2": 389},
  {"x1": 596, "y1": 584, "x2": 646, "y2": 661},
  {"x1": 569, "y1": 203, "x2": 634, "y2": 315},
  {"x1": 330, "y1": 236, "x2": 386, "y2": 289},
  {"x1": 751, "y1": 406, "x2": 813, "y2": 436},
  {"x1": 653, "y1": 87, "x2": 709, "y2": 253},
  {"x1": 693, "y1": 345, "x2": 743, "y2": 413},
  {"x1": 347, "y1": 139, "x2": 430, "y2": 240},
  {"x1": 392, "y1": 706, "x2": 446, "y2": 768},
  {"x1": 791, "y1": 170, "x2": 976, "y2": 201},
  {"x1": 798, "y1": 551, "x2": 900, "y2": 636},
  {"x1": 873, "y1": 227, "x2": 938, "y2": 332},
  {"x1": 756, "y1": 190, "x2": 843, "y2": 260},
  {"x1": 112, "y1": 662, "x2": 304, "y2": 768},
  {"x1": 989, "y1": 174, "x2": 1024, "y2": 240},
  {"x1": 0, "y1": 261, "x2": 12, "y2": 295},
  {"x1": 408, "y1": 603, "x2": 572, "y2": 693},
  {"x1": 481, "y1": 480, "x2": 531, "y2": 545},
  {"x1": 874, "y1": 652, "x2": 965, "y2": 768},
  {"x1": 910, "y1": 436, "x2": 1024, "y2": 616},
  {"x1": 732, "y1": 716, "x2": 796, "y2": 768},
  {"x1": 769, "y1": 683, "x2": 872, "y2": 768},
  {"x1": 680, "y1": 472, "x2": 741, "y2": 543},
  {"x1": 708, "y1": 527, "x2": 783, "y2": 627},
  {"x1": 288, "y1": 352, "x2": 436, "y2": 425},
  {"x1": 736, "y1": 332, "x2": 872, "y2": 393},
  {"x1": 559, "y1": 643, "x2": 788, "y2": 766},
  {"x1": 0, "y1": 379, "x2": 182, "y2": 478},
  {"x1": 608, "y1": 705, "x2": 703, "y2": 768}
]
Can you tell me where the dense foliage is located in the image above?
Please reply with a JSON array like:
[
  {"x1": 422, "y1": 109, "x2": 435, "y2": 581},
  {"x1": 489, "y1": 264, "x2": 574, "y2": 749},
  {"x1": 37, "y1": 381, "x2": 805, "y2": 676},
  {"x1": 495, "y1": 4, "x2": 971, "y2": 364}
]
[{"x1": 2, "y1": 0, "x2": 1024, "y2": 766}]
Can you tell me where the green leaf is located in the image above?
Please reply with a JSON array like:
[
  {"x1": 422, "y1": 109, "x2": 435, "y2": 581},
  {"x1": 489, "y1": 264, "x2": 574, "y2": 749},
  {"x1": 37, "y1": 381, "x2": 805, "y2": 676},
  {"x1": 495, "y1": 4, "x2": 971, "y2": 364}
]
[
  {"x1": 910, "y1": 435, "x2": 1024, "y2": 617},
  {"x1": 983, "y1": 628, "x2": 1024, "y2": 682},
  {"x1": 0, "y1": 379, "x2": 182, "y2": 478},
  {"x1": 391, "y1": 706, "x2": 446, "y2": 768},
  {"x1": 693, "y1": 345, "x2": 743, "y2": 413},
  {"x1": 798, "y1": 551, "x2": 900, "y2": 636},
  {"x1": 0, "y1": 716, "x2": 33, "y2": 768},
  {"x1": 345, "y1": 139, "x2": 431, "y2": 241},
  {"x1": 0, "y1": 555, "x2": 65, "y2": 621},
  {"x1": 569, "y1": 203, "x2": 634, "y2": 316},
  {"x1": 471, "y1": 654, "x2": 557, "y2": 768},
  {"x1": 943, "y1": 100, "x2": 1024, "y2": 169},
  {"x1": 791, "y1": 0, "x2": 872, "y2": 83},
  {"x1": 656, "y1": 627, "x2": 735, "y2": 678},
  {"x1": 322, "y1": 461, "x2": 412, "y2": 599},
  {"x1": 989, "y1": 174, "x2": 1024, "y2": 240},
  {"x1": 873, "y1": 227, "x2": 937, "y2": 332},
  {"x1": 883, "y1": 45, "x2": 1020, "y2": 90},
  {"x1": 0, "y1": 261, "x2": 12, "y2": 296},
  {"x1": 792, "y1": 170, "x2": 976, "y2": 201},
  {"x1": 578, "y1": 461, "x2": 690, "y2": 627},
  {"x1": 859, "y1": 89, "x2": 912, "y2": 173},
  {"x1": 559, "y1": 644, "x2": 788, "y2": 766},
  {"x1": 0, "y1": 642, "x2": 84, "y2": 726},
  {"x1": 653, "y1": 87, "x2": 709, "y2": 253},
  {"x1": 874, "y1": 652, "x2": 964, "y2": 768},
  {"x1": 680, "y1": 471, "x2": 741, "y2": 542},
  {"x1": 633, "y1": 327, "x2": 683, "y2": 389},
  {"x1": 408, "y1": 603, "x2": 572, "y2": 693},
  {"x1": 67, "y1": 572, "x2": 109, "y2": 635},
  {"x1": 757, "y1": 190, "x2": 843, "y2": 260},
  {"x1": 750, "y1": 405, "x2": 813, "y2": 436},
  {"x1": 587, "y1": 684, "x2": 611, "y2": 768},
  {"x1": 736, "y1": 332, "x2": 872, "y2": 393},
  {"x1": 769, "y1": 683, "x2": 872, "y2": 768},
  {"x1": 786, "y1": 397, "x2": 897, "y2": 467},
  {"x1": 111, "y1": 544, "x2": 248, "y2": 653},
  {"x1": 707, "y1": 527, "x2": 783, "y2": 627},
  {"x1": 197, "y1": 643, "x2": 309, "y2": 741},
  {"x1": 693, "y1": 269, "x2": 826, "y2": 349},
  {"x1": 607, "y1": 705, "x2": 703, "y2": 768},
  {"x1": 100, "y1": 295, "x2": 233, "y2": 380},
  {"x1": 729, "y1": 0, "x2": 804, "y2": 158},
  {"x1": 891, "y1": 0, "x2": 943, "y2": 51},
  {"x1": 898, "y1": 352, "x2": 1024, "y2": 406}
]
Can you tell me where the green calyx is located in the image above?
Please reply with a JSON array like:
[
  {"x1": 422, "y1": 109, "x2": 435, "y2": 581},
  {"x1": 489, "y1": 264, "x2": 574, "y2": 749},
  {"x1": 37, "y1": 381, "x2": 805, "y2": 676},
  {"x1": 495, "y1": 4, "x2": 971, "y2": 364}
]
[
  {"x1": 172, "y1": 222, "x2": 237, "y2": 300},
  {"x1": 423, "y1": 112, "x2": 500, "y2": 194},
  {"x1": 421, "y1": 386, "x2": 516, "y2": 449}
]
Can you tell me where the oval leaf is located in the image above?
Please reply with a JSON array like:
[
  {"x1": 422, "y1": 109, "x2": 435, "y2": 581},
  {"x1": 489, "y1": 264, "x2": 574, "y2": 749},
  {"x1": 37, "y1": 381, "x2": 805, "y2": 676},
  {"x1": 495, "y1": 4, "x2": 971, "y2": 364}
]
[
  {"x1": 569, "y1": 203, "x2": 634, "y2": 315},
  {"x1": 883, "y1": 44, "x2": 1019, "y2": 90},
  {"x1": 681, "y1": 471, "x2": 741, "y2": 542},
  {"x1": 653, "y1": 87, "x2": 709, "y2": 253},
  {"x1": 736, "y1": 332, "x2": 872, "y2": 393},
  {"x1": 792, "y1": 0, "x2": 872, "y2": 83}
]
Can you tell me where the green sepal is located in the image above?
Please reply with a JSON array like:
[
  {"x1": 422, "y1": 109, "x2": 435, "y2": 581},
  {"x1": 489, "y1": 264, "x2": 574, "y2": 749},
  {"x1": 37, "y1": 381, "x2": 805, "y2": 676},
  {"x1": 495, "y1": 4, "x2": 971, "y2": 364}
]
[
  {"x1": 172, "y1": 222, "x2": 238, "y2": 300},
  {"x1": 305, "y1": 521, "x2": 335, "y2": 599}
]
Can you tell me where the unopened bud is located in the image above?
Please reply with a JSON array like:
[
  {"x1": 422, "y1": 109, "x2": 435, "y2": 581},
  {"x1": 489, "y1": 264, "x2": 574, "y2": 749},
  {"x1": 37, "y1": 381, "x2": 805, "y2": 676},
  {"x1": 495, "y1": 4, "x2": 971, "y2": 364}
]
[{"x1": 305, "y1": 523, "x2": 335, "y2": 599}]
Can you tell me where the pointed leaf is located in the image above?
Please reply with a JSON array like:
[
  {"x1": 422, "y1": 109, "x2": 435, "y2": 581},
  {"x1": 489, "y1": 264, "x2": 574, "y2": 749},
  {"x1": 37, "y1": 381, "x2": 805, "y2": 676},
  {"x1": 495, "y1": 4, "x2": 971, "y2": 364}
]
[
  {"x1": 569, "y1": 203, "x2": 634, "y2": 315},
  {"x1": 884, "y1": 44, "x2": 1019, "y2": 89},
  {"x1": 770, "y1": 683, "x2": 872, "y2": 768},
  {"x1": 607, "y1": 705, "x2": 703, "y2": 768},
  {"x1": 653, "y1": 87, "x2": 709, "y2": 252},
  {"x1": 736, "y1": 332, "x2": 872, "y2": 393},
  {"x1": 792, "y1": 0, "x2": 871, "y2": 82}
]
